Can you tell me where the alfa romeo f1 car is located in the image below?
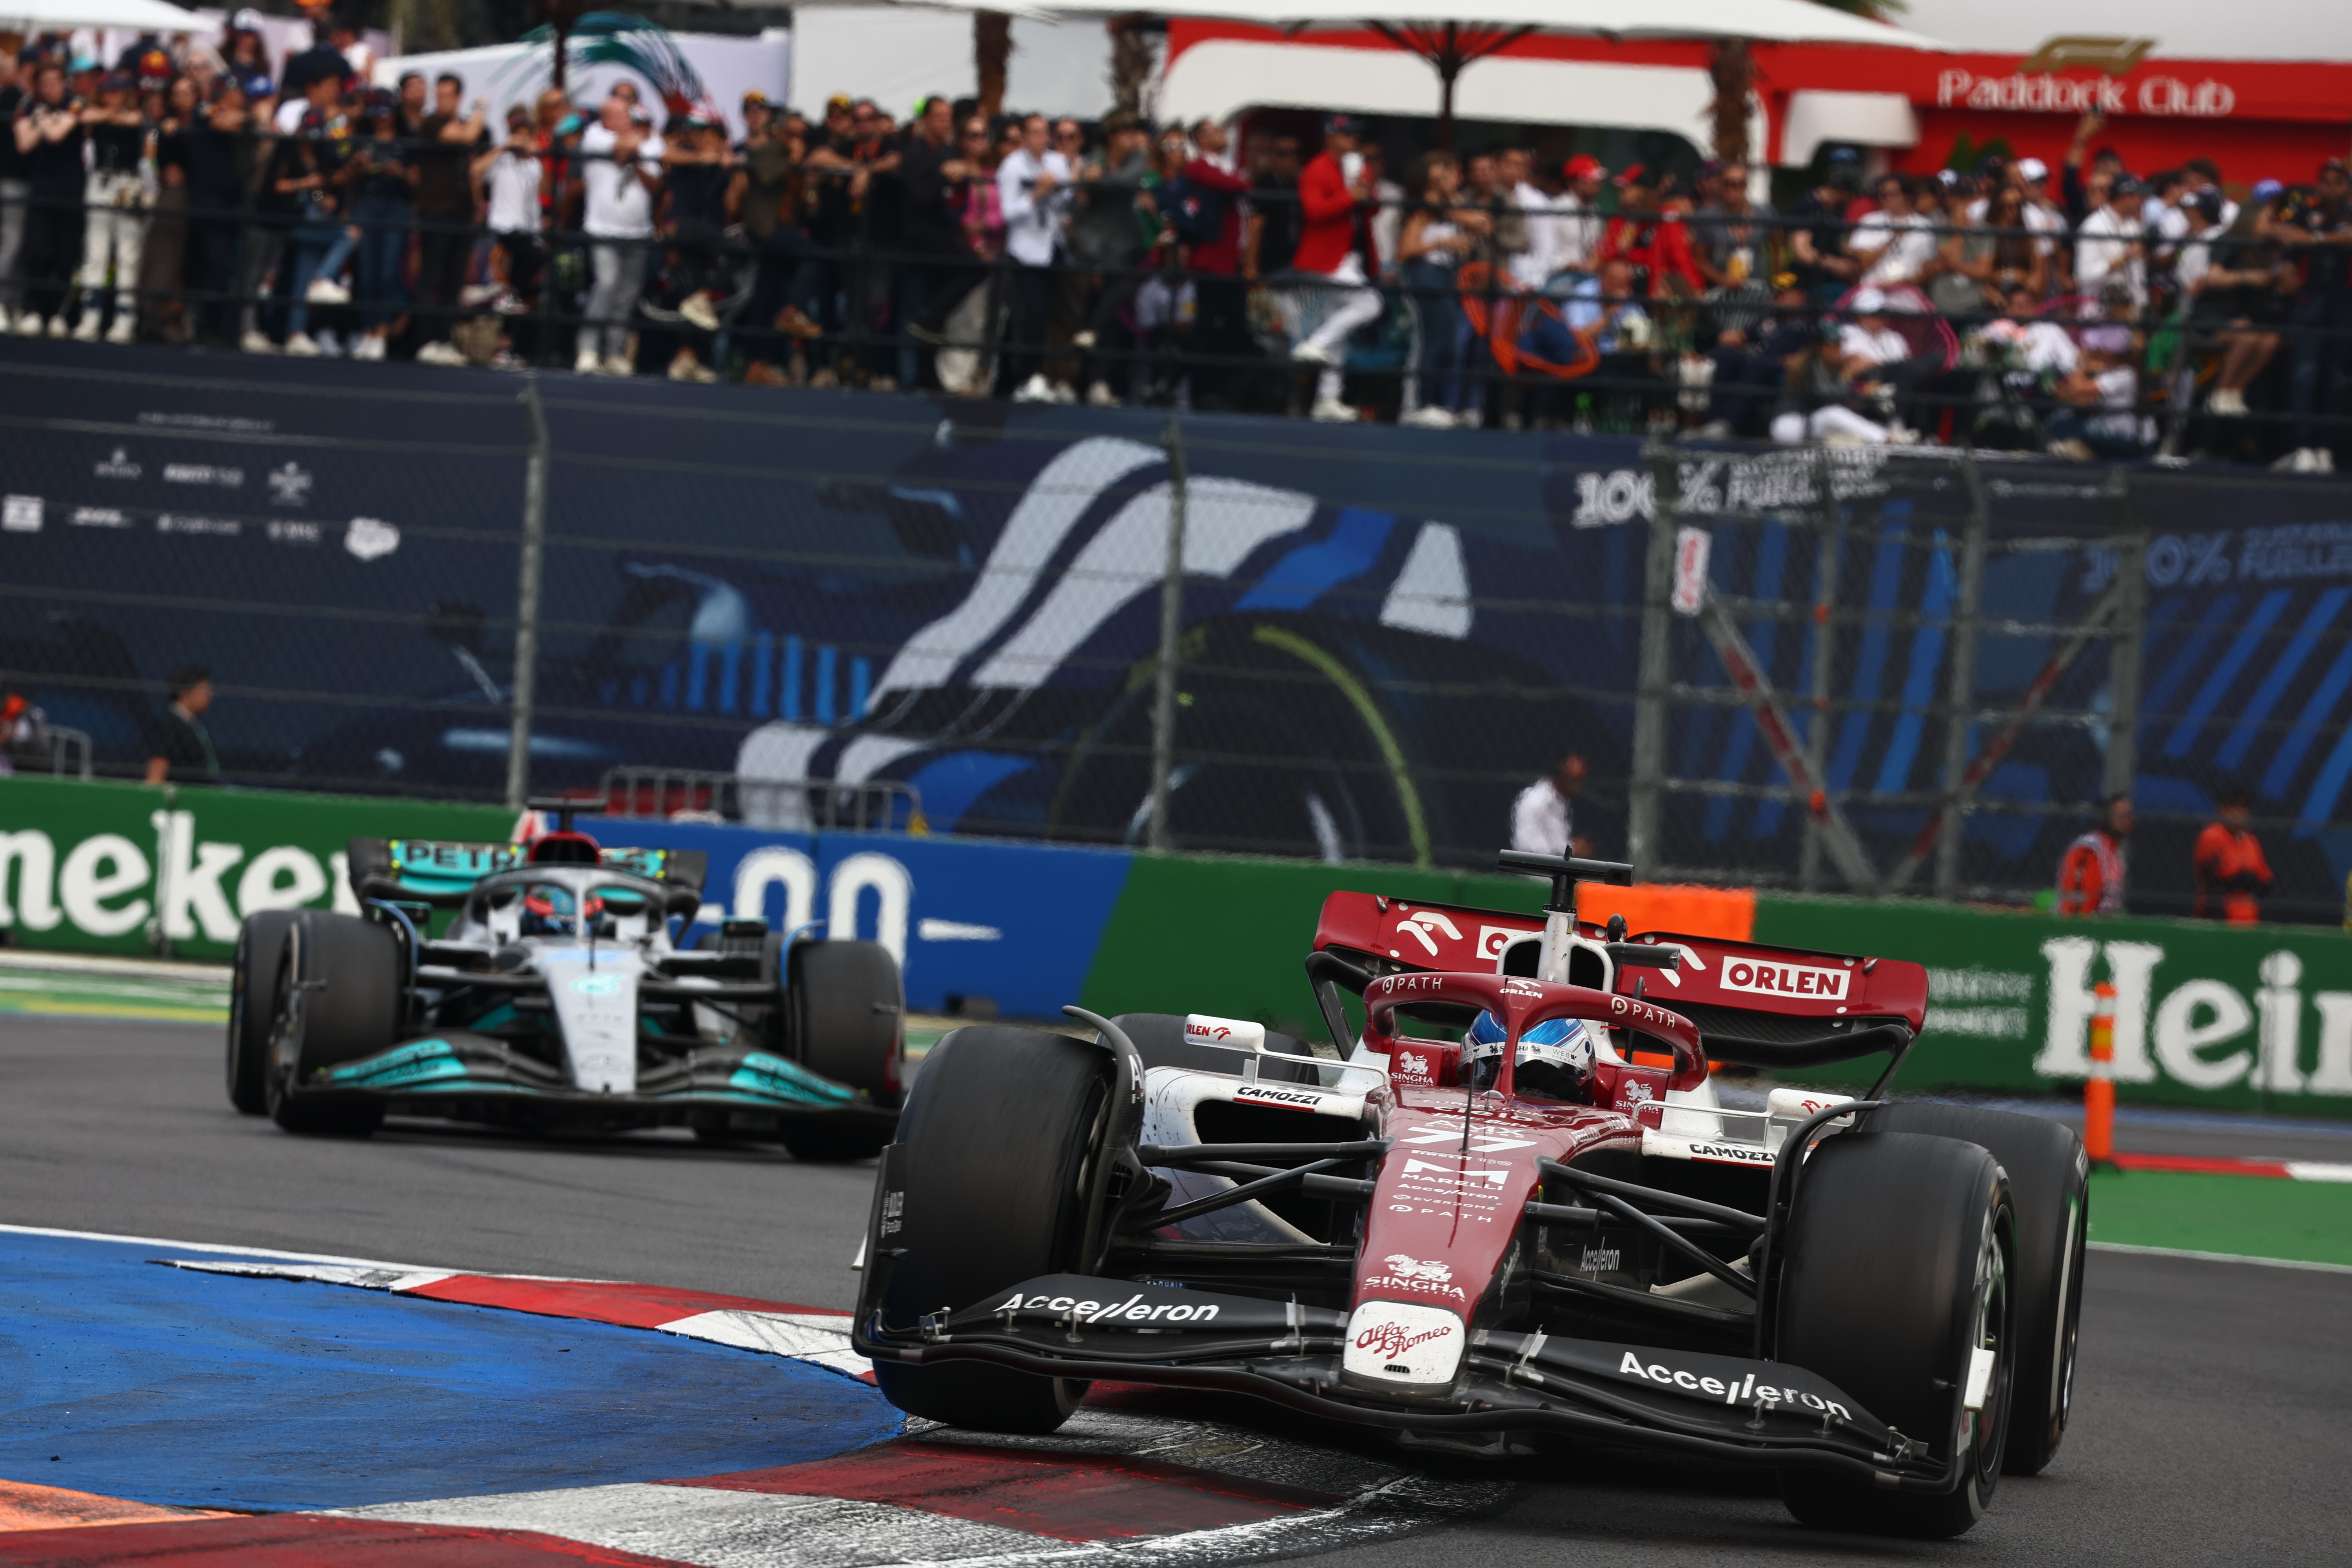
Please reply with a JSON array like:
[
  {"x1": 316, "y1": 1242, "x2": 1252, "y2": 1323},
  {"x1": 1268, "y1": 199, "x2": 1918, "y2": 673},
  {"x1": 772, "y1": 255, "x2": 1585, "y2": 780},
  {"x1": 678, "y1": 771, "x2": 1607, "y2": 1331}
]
[
  {"x1": 225, "y1": 807, "x2": 904, "y2": 1158},
  {"x1": 855, "y1": 852, "x2": 2087, "y2": 1537}
]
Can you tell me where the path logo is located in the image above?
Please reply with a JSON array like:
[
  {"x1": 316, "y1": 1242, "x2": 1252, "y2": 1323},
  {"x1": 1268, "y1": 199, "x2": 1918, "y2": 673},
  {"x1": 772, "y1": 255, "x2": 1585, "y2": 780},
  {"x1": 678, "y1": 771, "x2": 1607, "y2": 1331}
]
[{"x1": 1722, "y1": 959, "x2": 1848, "y2": 1000}]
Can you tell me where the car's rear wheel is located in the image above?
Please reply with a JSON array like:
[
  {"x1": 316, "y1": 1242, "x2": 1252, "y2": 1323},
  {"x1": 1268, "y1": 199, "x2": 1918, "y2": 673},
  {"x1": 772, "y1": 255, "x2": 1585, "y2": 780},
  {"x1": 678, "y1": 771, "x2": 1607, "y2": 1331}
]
[
  {"x1": 1776, "y1": 1130, "x2": 2016, "y2": 1539},
  {"x1": 227, "y1": 910, "x2": 298, "y2": 1115},
  {"x1": 788, "y1": 939, "x2": 904, "y2": 1102},
  {"x1": 870, "y1": 1024, "x2": 1111, "y2": 1434},
  {"x1": 1869, "y1": 1103, "x2": 2087, "y2": 1475},
  {"x1": 266, "y1": 911, "x2": 401, "y2": 1138}
]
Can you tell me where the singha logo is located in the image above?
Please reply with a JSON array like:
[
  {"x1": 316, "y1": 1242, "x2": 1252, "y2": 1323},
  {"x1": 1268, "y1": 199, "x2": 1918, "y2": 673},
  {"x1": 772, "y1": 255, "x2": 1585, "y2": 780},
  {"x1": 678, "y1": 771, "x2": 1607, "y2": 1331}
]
[
  {"x1": 1383, "y1": 1254, "x2": 1451, "y2": 1283},
  {"x1": 1396, "y1": 1051, "x2": 1430, "y2": 1079}
]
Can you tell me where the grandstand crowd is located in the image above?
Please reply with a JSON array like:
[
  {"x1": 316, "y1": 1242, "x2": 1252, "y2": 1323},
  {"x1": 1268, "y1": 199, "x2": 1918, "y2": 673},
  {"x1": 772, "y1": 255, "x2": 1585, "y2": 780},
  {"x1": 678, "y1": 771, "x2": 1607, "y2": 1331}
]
[{"x1": 5, "y1": 12, "x2": 2352, "y2": 467}]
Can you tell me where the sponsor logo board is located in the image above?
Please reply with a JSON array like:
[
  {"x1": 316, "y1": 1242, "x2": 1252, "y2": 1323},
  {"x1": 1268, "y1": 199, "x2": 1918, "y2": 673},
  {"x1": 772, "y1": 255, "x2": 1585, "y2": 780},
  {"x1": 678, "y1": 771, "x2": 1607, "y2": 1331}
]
[
  {"x1": 1721, "y1": 959, "x2": 1849, "y2": 1000},
  {"x1": 1342, "y1": 1299, "x2": 1463, "y2": 1385}
]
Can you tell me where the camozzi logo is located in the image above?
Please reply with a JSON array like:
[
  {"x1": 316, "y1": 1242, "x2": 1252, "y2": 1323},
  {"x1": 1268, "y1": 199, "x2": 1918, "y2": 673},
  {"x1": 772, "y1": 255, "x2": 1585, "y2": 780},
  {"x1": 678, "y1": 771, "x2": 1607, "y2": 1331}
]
[
  {"x1": 1363, "y1": 1254, "x2": 1467, "y2": 1301},
  {"x1": 1721, "y1": 960, "x2": 1847, "y2": 1000},
  {"x1": 1233, "y1": 1084, "x2": 1323, "y2": 1112}
]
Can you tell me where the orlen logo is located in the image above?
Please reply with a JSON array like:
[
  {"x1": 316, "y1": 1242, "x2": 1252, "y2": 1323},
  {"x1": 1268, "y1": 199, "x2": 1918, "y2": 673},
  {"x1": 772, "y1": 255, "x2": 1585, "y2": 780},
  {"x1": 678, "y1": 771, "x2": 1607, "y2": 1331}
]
[
  {"x1": 1722, "y1": 960, "x2": 1848, "y2": 1000},
  {"x1": 1187, "y1": 1020, "x2": 1234, "y2": 1041},
  {"x1": 1501, "y1": 978, "x2": 1546, "y2": 1000},
  {"x1": 1393, "y1": 909, "x2": 1462, "y2": 957}
]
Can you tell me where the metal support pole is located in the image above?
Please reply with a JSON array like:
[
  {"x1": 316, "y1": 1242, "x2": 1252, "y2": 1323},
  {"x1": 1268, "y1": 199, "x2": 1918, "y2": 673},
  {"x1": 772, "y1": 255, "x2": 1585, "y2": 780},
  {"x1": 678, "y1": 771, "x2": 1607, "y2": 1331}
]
[
  {"x1": 1146, "y1": 418, "x2": 1188, "y2": 853},
  {"x1": 1627, "y1": 441, "x2": 1677, "y2": 881},
  {"x1": 1935, "y1": 453, "x2": 1991, "y2": 900},
  {"x1": 2103, "y1": 471, "x2": 2146, "y2": 804},
  {"x1": 1799, "y1": 445, "x2": 1841, "y2": 893},
  {"x1": 506, "y1": 378, "x2": 549, "y2": 811}
]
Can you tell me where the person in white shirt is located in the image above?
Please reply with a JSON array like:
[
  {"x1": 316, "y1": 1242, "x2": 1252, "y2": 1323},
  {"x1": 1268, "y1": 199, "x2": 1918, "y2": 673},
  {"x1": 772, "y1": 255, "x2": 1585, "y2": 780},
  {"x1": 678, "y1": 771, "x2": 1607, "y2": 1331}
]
[
  {"x1": 997, "y1": 113, "x2": 1073, "y2": 402},
  {"x1": 1553, "y1": 153, "x2": 1606, "y2": 275},
  {"x1": 1837, "y1": 289, "x2": 1910, "y2": 369},
  {"x1": 576, "y1": 94, "x2": 663, "y2": 375},
  {"x1": 1500, "y1": 146, "x2": 1557, "y2": 293},
  {"x1": 473, "y1": 104, "x2": 543, "y2": 335},
  {"x1": 1849, "y1": 174, "x2": 1933, "y2": 289},
  {"x1": 1511, "y1": 754, "x2": 1592, "y2": 859},
  {"x1": 2074, "y1": 176, "x2": 2145, "y2": 312}
]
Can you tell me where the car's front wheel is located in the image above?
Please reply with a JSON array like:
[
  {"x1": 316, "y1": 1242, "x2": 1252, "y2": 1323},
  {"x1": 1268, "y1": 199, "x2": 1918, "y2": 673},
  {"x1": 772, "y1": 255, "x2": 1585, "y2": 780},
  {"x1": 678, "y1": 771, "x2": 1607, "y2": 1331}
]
[
  {"x1": 1776, "y1": 1130, "x2": 2016, "y2": 1539},
  {"x1": 266, "y1": 911, "x2": 401, "y2": 1138},
  {"x1": 868, "y1": 1024, "x2": 1111, "y2": 1434},
  {"x1": 227, "y1": 910, "x2": 298, "y2": 1115}
]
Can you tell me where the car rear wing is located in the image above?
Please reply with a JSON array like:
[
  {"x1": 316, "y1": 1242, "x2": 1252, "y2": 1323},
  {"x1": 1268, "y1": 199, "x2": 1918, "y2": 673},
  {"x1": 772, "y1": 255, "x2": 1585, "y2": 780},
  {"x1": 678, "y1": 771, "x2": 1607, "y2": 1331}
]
[
  {"x1": 1310, "y1": 888, "x2": 1925, "y2": 1073},
  {"x1": 347, "y1": 837, "x2": 709, "y2": 910}
]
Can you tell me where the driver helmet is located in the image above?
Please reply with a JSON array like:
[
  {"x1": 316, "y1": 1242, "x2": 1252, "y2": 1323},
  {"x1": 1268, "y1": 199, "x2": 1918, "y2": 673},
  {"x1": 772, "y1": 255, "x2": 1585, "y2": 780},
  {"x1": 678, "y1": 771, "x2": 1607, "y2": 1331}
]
[
  {"x1": 521, "y1": 882, "x2": 603, "y2": 936},
  {"x1": 1461, "y1": 1012, "x2": 1596, "y2": 1102}
]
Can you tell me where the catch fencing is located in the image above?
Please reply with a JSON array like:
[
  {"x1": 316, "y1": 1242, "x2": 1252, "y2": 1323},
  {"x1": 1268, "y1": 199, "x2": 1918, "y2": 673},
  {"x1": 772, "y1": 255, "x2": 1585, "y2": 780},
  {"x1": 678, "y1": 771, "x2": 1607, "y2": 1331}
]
[{"x1": 4, "y1": 341, "x2": 2350, "y2": 923}]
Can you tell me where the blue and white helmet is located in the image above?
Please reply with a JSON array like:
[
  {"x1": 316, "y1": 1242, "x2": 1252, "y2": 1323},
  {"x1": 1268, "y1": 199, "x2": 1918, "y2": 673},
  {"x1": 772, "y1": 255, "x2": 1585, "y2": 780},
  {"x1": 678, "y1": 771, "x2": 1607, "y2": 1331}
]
[{"x1": 1461, "y1": 1012, "x2": 1596, "y2": 1101}]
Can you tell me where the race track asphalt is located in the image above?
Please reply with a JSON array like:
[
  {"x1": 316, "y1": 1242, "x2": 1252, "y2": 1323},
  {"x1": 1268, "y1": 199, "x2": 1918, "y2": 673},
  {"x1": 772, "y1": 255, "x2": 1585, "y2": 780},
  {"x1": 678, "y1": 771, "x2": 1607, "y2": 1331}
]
[{"x1": 4, "y1": 1012, "x2": 2346, "y2": 1567}]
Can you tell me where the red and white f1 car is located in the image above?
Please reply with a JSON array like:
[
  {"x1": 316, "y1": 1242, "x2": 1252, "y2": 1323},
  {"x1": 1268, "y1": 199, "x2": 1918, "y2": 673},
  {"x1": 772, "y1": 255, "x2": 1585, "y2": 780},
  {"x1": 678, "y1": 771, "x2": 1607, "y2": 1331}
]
[{"x1": 854, "y1": 853, "x2": 2087, "y2": 1538}]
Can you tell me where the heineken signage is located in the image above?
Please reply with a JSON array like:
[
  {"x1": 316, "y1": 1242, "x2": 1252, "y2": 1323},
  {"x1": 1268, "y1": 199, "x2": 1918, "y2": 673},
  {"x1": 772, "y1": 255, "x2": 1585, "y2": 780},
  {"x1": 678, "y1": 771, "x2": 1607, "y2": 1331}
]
[
  {"x1": 1757, "y1": 898, "x2": 2352, "y2": 1112},
  {"x1": 0, "y1": 775, "x2": 516, "y2": 960}
]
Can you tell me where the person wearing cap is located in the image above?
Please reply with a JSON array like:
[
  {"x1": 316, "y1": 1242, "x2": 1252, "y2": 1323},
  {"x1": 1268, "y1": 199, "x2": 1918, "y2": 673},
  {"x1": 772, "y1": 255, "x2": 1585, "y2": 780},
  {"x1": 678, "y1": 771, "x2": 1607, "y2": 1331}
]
[
  {"x1": 10, "y1": 59, "x2": 85, "y2": 339},
  {"x1": 2279, "y1": 159, "x2": 2352, "y2": 474},
  {"x1": 470, "y1": 103, "x2": 545, "y2": 360},
  {"x1": 1288, "y1": 113, "x2": 1384, "y2": 422},
  {"x1": 575, "y1": 91, "x2": 665, "y2": 376},
  {"x1": 2074, "y1": 172, "x2": 2146, "y2": 313},
  {"x1": 69, "y1": 71, "x2": 151, "y2": 344},
  {"x1": 1592, "y1": 164, "x2": 1702, "y2": 298},
  {"x1": 1555, "y1": 153, "x2": 1606, "y2": 273}
]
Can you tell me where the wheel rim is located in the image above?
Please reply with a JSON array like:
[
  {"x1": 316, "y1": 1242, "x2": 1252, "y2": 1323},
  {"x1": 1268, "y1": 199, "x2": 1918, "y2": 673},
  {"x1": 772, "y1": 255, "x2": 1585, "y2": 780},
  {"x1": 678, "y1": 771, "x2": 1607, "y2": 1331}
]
[{"x1": 1965, "y1": 1211, "x2": 2013, "y2": 1491}]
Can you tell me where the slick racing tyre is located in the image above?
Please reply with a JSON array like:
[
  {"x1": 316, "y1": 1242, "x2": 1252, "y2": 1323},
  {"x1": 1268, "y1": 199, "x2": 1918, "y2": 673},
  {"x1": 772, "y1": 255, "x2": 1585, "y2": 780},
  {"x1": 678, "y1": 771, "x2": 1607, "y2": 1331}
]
[
  {"x1": 1869, "y1": 1104, "x2": 2087, "y2": 1475},
  {"x1": 227, "y1": 909, "x2": 299, "y2": 1115},
  {"x1": 788, "y1": 938, "x2": 904, "y2": 1102},
  {"x1": 1111, "y1": 1013, "x2": 1322, "y2": 1083},
  {"x1": 266, "y1": 911, "x2": 401, "y2": 1138},
  {"x1": 871, "y1": 1025, "x2": 1111, "y2": 1434},
  {"x1": 1777, "y1": 1131, "x2": 2016, "y2": 1539}
]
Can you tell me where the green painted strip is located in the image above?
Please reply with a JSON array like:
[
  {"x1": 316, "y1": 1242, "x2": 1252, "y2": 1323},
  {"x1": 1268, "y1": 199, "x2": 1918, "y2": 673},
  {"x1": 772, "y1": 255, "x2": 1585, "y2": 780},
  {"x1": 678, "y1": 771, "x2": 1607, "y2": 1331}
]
[{"x1": 2086, "y1": 1169, "x2": 2352, "y2": 1269}]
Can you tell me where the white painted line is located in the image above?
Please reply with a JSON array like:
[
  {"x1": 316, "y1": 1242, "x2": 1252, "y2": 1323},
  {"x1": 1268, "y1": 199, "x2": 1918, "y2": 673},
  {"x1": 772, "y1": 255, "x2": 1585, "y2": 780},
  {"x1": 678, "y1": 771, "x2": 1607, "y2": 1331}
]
[
  {"x1": 2285, "y1": 1161, "x2": 2352, "y2": 1183},
  {"x1": 0, "y1": 950, "x2": 230, "y2": 982},
  {"x1": 0, "y1": 1222, "x2": 429, "y2": 1271},
  {"x1": 166, "y1": 1259, "x2": 460, "y2": 1293},
  {"x1": 659, "y1": 1309, "x2": 870, "y2": 1379},
  {"x1": 333, "y1": 1483, "x2": 1054, "y2": 1568},
  {"x1": 2090, "y1": 1241, "x2": 2352, "y2": 1275}
]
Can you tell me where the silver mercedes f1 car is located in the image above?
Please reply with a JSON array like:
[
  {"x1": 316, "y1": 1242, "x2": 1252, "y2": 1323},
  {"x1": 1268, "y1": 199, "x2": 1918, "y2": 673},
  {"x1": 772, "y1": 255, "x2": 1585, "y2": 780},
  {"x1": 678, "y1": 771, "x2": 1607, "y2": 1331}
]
[
  {"x1": 853, "y1": 852, "x2": 2087, "y2": 1538},
  {"x1": 225, "y1": 807, "x2": 902, "y2": 1158}
]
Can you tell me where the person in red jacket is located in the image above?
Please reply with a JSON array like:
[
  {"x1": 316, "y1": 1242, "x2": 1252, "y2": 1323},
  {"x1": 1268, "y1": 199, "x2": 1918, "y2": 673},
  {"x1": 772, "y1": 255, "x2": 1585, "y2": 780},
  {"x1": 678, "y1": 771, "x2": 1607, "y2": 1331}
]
[
  {"x1": 1180, "y1": 117, "x2": 1253, "y2": 407},
  {"x1": 2056, "y1": 793, "x2": 2132, "y2": 915},
  {"x1": 1289, "y1": 114, "x2": 1385, "y2": 422},
  {"x1": 1593, "y1": 164, "x2": 1705, "y2": 298},
  {"x1": 2192, "y1": 788, "x2": 2272, "y2": 924}
]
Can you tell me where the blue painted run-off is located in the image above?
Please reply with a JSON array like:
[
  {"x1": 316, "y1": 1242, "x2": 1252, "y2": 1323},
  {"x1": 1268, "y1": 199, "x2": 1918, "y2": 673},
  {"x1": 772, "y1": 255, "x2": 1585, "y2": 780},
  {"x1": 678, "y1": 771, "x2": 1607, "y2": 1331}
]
[{"x1": 0, "y1": 1230, "x2": 901, "y2": 1513}]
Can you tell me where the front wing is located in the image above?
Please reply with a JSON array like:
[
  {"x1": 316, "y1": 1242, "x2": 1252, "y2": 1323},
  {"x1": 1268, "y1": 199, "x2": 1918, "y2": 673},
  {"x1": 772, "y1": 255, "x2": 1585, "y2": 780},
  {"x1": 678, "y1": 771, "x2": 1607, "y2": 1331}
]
[{"x1": 854, "y1": 1273, "x2": 1958, "y2": 1492}]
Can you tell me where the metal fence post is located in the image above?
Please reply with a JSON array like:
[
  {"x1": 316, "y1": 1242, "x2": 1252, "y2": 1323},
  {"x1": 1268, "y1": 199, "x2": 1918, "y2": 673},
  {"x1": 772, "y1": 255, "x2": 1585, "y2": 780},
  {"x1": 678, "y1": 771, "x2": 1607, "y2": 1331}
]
[
  {"x1": 1146, "y1": 417, "x2": 1188, "y2": 853},
  {"x1": 2103, "y1": 471, "x2": 2147, "y2": 803},
  {"x1": 1936, "y1": 452, "x2": 1992, "y2": 900},
  {"x1": 1627, "y1": 441, "x2": 1677, "y2": 882},
  {"x1": 1799, "y1": 445, "x2": 1841, "y2": 893},
  {"x1": 506, "y1": 378, "x2": 550, "y2": 811}
]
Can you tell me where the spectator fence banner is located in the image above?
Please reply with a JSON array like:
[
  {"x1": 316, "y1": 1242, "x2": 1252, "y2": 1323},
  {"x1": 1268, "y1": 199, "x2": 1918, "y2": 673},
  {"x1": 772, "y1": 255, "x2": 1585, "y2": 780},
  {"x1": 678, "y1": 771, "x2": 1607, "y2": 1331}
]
[{"x1": 7, "y1": 341, "x2": 2352, "y2": 925}]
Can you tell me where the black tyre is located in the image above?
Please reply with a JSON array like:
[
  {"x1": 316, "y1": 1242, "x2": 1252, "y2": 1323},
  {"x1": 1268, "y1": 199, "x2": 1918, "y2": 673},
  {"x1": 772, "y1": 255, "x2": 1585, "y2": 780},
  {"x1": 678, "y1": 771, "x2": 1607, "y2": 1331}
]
[
  {"x1": 788, "y1": 939, "x2": 904, "y2": 1102},
  {"x1": 780, "y1": 1120, "x2": 892, "y2": 1163},
  {"x1": 871, "y1": 1025, "x2": 1111, "y2": 1434},
  {"x1": 227, "y1": 909, "x2": 298, "y2": 1114},
  {"x1": 266, "y1": 911, "x2": 401, "y2": 1138},
  {"x1": 1870, "y1": 1104, "x2": 2087, "y2": 1475},
  {"x1": 1110, "y1": 1013, "x2": 1321, "y2": 1083},
  {"x1": 1777, "y1": 1131, "x2": 2016, "y2": 1539}
]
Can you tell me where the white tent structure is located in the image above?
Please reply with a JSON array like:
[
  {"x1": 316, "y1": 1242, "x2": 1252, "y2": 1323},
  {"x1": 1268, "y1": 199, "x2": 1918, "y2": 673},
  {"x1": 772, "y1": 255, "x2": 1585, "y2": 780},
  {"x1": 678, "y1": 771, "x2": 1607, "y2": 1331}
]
[
  {"x1": 906, "y1": 0, "x2": 1945, "y2": 143},
  {"x1": 2, "y1": 0, "x2": 203, "y2": 31}
]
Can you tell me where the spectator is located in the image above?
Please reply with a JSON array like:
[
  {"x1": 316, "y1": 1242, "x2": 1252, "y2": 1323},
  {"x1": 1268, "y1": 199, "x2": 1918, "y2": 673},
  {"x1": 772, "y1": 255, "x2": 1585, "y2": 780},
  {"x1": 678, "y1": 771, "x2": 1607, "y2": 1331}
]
[
  {"x1": 1692, "y1": 161, "x2": 1772, "y2": 293},
  {"x1": 1510, "y1": 753, "x2": 1592, "y2": 859},
  {"x1": 1396, "y1": 149, "x2": 1471, "y2": 429},
  {"x1": 1502, "y1": 146, "x2": 1559, "y2": 292},
  {"x1": 1246, "y1": 133, "x2": 1301, "y2": 279},
  {"x1": 1594, "y1": 165, "x2": 1702, "y2": 299},
  {"x1": 12, "y1": 60, "x2": 85, "y2": 339},
  {"x1": 732, "y1": 92, "x2": 816, "y2": 381},
  {"x1": 1698, "y1": 274, "x2": 1813, "y2": 438},
  {"x1": 998, "y1": 112, "x2": 1073, "y2": 403},
  {"x1": 473, "y1": 104, "x2": 544, "y2": 356},
  {"x1": 1786, "y1": 158, "x2": 1860, "y2": 303},
  {"x1": 928, "y1": 111, "x2": 1007, "y2": 397},
  {"x1": 414, "y1": 74, "x2": 488, "y2": 368},
  {"x1": 653, "y1": 113, "x2": 731, "y2": 383},
  {"x1": 1288, "y1": 114, "x2": 1385, "y2": 423},
  {"x1": 1362, "y1": 143, "x2": 1406, "y2": 283},
  {"x1": 1850, "y1": 174, "x2": 1931, "y2": 290},
  {"x1": 2278, "y1": 159, "x2": 2352, "y2": 474},
  {"x1": 576, "y1": 91, "x2": 663, "y2": 376},
  {"x1": 2044, "y1": 324, "x2": 2148, "y2": 460},
  {"x1": 71, "y1": 71, "x2": 147, "y2": 344},
  {"x1": 2186, "y1": 197, "x2": 2287, "y2": 419},
  {"x1": 271, "y1": 107, "x2": 352, "y2": 355},
  {"x1": 2192, "y1": 787, "x2": 2272, "y2": 924},
  {"x1": 180, "y1": 78, "x2": 251, "y2": 347},
  {"x1": 140, "y1": 72, "x2": 202, "y2": 344},
  {"x1": 1981, "y1": 183, "x2": 2047, "y2": 301},
  {"x1": 2055, "y1": 793, "x2": 2132, "y2": 916},
  {"x1": 894, "y1": 93, "x2": 970, "y2": 388},
  {"x1": 1171, "y1": 118, "x2": 1252, "y2": 410},
  {"x1": 1063, "y1": 108, "x2": 1151, "y2": 403},
  {"x1": 0, "y1": 53, "x2": 31, "y2": 333},
  {"x1": 1924, "y1": 177, "x2": 1996, "y2": 321},
  {"x1": 2074, "y1": 174, "x2": 2147, "y2": 313},
  {"x1": 1554, "y1": 153, "x2": 1606, "y2": 275},
  {"x1": 343, "y1": 87, "x2": 416, "y2": 363},
  {"x1": 145, "y1": 664, "x2": 219, "y2": 785},
  {"x1": 0, "y1": 675, "x2": 55, "y2": 774}
]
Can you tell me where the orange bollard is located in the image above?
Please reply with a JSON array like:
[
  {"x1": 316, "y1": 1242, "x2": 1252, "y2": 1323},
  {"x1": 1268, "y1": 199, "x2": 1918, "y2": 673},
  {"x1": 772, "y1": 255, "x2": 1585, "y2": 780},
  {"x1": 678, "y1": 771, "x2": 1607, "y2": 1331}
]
[{"x1": 2085, "y1": 981, "x2": 2120, "y2": 1172}]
